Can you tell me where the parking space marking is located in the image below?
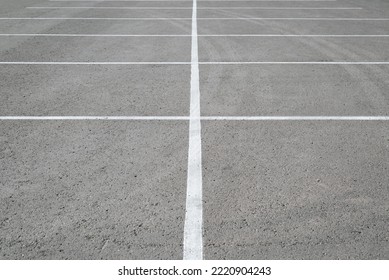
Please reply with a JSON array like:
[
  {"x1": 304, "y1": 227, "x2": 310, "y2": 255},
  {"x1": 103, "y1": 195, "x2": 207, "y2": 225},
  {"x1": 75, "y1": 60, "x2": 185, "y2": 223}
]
[
  {"x1": 27, "y1": 7, "x2": 362, "y2": 10},
  {"x1": 0, "y1": 116, "x2": 190, "y2": 120},
  {"x1": 203, "y1": 35, "x2": 389, "y2": 37},
  {"x1": 201, "y1": 116, "x2": 389, "y2": 121},
  {"x1": 199, "y1": 62, "x2": 389, "y2": 64},
  {"x1": 0, "y1": 62, "x2": 191, "y2": 65},
  {"x1": 1, "y1": 34, "x2": 388, "y2": 37},
  {"x1": 2, "y1": 18, "x2": 388, "y2": 21},
  {"x1": 200, "y1": 35, "x2": 389, "y2": 37},
  {"x1": 50, "y1": 0, "x2": 338, "y2": 2},
  {"x1": 1, "y1": 62, "x2": 388, "y2": 65},
  {"x1": 198, "y1": 18, "x2": 389, "y2": 20},
  {"x1": 183, "y1": 0, "x2": 203, "y2": 261},
  {"x1": 0, "y1": 18, "x2": 195, "y2": 20},
  {"x1": 0, "y1": 34, "x2": 193, "y2": 37},
  {"x1": 1, "y1": 116, "x2": 388, "y2": 121}
]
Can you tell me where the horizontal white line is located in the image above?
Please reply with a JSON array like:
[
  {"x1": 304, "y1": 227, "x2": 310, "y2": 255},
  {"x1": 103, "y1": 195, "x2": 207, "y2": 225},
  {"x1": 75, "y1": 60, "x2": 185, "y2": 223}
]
[
  {"x1": 202, "y1": 35, "x2": 389, "y2": 37},
  {"x1": 0, "y1": 116, "x2": 190, "y2": 120},
  {"x1": 203, "y1": 35, "x2": 389, "y2": 37},
  {"x1": 1, "y1": 18, "x2": 388, "y2": 21},
  {"x1": 0, "y1": 62, "x2": 191, "y2": 65},
  {"x1": 202, "y1": 116, "x2": 389, "y2": 120},
  {"x1": 55, "y1": 0, "x2": 336, "y2": 1},
  {"x1": 26, "y1": 7, "x2": 362, "y2": 10},
  {"x1": 0, "y1": 17, "x2": 194, "y2": 20},
  {"x1": 0, "y1": 34, "x2": 191, "y2": 37},
  {"x1": 203, "y1": 18, "x2": 389, "y2": 20},
  {"x1": 1, "y1": 34, "x2": 388, "y2": 37},
  {"x1": 1, "y1": 116, "x2": 388, "y2": 121},
  {"x1": 200, "y1": 62, "x2": 389, "y2": 65},
  {"x1": 1, "y1": 62, "x2": 389, "y2": 65}
]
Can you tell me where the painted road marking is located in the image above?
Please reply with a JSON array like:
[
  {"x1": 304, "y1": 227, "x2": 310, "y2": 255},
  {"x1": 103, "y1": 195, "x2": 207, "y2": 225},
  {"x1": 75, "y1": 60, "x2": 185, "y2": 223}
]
[
  {"x1": 2, "y1": 18, "x2": 388, "y2": 21},
  {"x1": 0, "y1": 62, "x2": 192, "y2": 65},
  {"x1": 1, "y1": 62, "x2": 389, "y2": 65},
  {"x1": 201, "y1": 116, "x2": 389, "y2": 121},
  {"x1": 50, "y1": 0, "x2": 338, "y2": 2},
  {"x1": 199, "y1": 62, "x2": 389, "y2": 65},
  {"x1": 0, "y1": 34, "x2": 193, "y2": 37},
  {"x1": 0, "y1": 116, "x2": 190, "y2": 120},
  {"x1": 27, "y1": 7, "x2": 362, "y2": 10},
  {"x1": 1, "y1": 116, "x2": 388, "y2": 121},
  {"x1": 183, "y1": 0, "x2": 203, "y2": 261},
  {"x1": 1, "y1": 34, "x2": 389, "y2": 37}
]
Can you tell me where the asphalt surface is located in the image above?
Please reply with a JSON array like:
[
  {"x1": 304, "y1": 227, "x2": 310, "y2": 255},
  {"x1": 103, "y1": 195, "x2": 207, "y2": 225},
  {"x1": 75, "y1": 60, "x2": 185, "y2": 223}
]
[{"x1": 0, "y1": 0, "x2": 388, "y2": 260}]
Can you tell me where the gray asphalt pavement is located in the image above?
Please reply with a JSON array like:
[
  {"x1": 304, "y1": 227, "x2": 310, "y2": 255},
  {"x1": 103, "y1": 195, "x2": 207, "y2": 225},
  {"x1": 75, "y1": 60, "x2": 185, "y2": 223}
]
[
  {"x1": 203, "y1": 121, "x2": 388, "y2": 259},
  {"x1": 1, "y1": 121, "x2": 188, "y2": 259},
  {"x1": 0, "y1": 65, "x2": 190, "y2": 116},
  {"x1": 200, "y1": 65, "x2": 389, "y2": 116},
  {"x1": 0, "y1": 0, "x2": 388, "y2": 260}
]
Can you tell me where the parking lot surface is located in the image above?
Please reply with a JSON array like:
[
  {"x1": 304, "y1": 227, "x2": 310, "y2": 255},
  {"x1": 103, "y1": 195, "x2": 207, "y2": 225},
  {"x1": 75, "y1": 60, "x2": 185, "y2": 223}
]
[{"x1": 0, "y1": 0, "x2": 388, "y2": 260}]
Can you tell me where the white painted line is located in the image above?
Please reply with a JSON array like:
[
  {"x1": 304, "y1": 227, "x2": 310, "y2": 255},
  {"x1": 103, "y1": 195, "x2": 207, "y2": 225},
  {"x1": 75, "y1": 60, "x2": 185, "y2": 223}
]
[
  {"x1": 202, "y1": 116, "x2": 389, "y2": 121},
  {"x1": 200, "y1": 35, "x2": 389, "y2": 37},
  {"x1": 54, "y1": 0, "x2": 335, "y2": 1},
  {"x1": 0, "y1": 18, "x2": 194, "y2": 20},
  {"x1": 1, "y1": 18, "x2": 389, "y2": 21},
  {"x1": 1, "y1": 116, "x2": 388, "y2": 121},
  {"x1": 0, "y1": 62, "x2": 191, "y2": 65},
  {"x1": 2, "y1": 34, "x2": 389, "y2": 37},
  {"x1": 183, "y1": 0, "x2": 203, "y2": 261},
  {"x1": 0, "y1": 116, "x2": 190, "y2": 120},
  {"x1": 202, "y1": 18, "x2": 389, "y2": 20},
  {"x1": 199, "y1": 62, "x2": 389, "y2": 65},
  {"x1": 27, "y1": 7, "x2": 362, "y2": 10},
  {"x1": 0, "y1": 34, "x2": 192, "y2": 37},
  {"x1": 1, "y1": 62, "x2": 389, "y2": 65}
]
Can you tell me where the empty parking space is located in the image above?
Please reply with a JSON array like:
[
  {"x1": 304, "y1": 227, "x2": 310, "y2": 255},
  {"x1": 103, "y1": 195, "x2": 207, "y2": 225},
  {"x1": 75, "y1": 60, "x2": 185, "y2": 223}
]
[
  {"x1": 197, "y1": 9, "x2": 371, "y2": 18},
  {"x1": 0, "y1": 65, "x2": 190, "y2": 116},
  {"x1": 44, "y1": 1, "x2": 193, "y2": 8},
  {"x1": 198, "y1": 20, "x2": 389, "y2": 35},
  {"x1": 36, "y1": 10, "x2": 193, "y2": 18},
  {"x1": 202, "y1": 121, "x2": 389, "y2": 259},
  {"x1": 194, "y1": 0, "x2": 389, "y2": 19},
  {"x1": 0, "y1": 4, "x2": 193, "y2": 18},
  {"x1": 197, "y1": 2, "x2": 358, "y2": 8},
  {"x1": 0, "y1": 121, "x2": 188, "y2": 259},
  {"x1": 199, "y1": 37, "x2": 389, "y2": 62},
  {"x1": 0, "y1": 19, "x2": 191, "y2": 35},
  {"x1": 200, "y1": 65, "x2": 389, "y2": 116},
  {"x1": 0, "y1": 37, "x2": 191, "y2": 61}
]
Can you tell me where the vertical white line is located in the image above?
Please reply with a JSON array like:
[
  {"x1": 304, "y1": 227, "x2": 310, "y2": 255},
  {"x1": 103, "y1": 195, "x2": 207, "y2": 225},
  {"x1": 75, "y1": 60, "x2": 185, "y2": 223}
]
[{"x1": 183, "y1": 0, "x2": 203, "y2": 260}]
